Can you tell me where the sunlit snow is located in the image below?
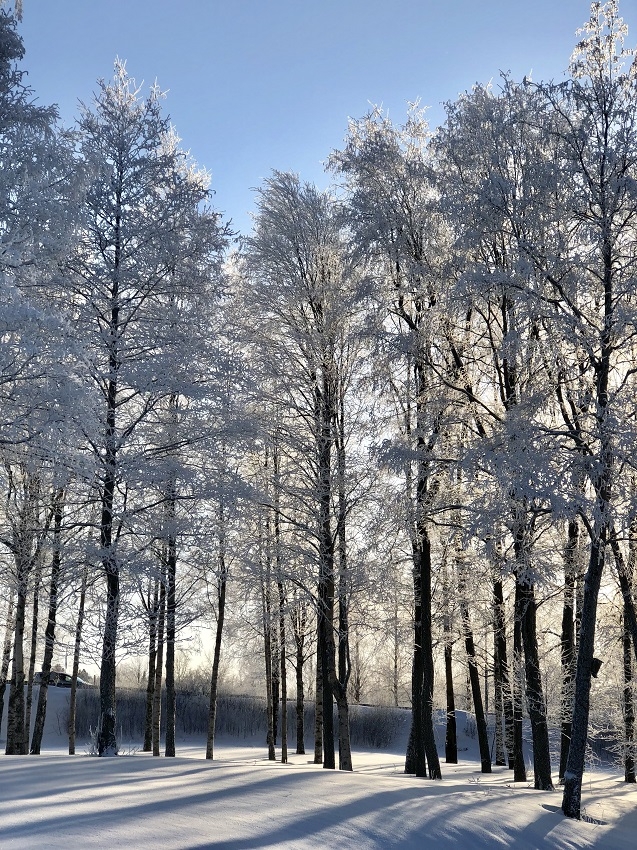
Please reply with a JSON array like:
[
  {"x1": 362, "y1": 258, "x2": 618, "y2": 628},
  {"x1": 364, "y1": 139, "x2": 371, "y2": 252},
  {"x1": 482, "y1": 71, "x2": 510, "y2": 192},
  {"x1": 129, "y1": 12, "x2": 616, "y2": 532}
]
[{"x1": 1, "y1": 690, "x2": 635, "y2": 849}]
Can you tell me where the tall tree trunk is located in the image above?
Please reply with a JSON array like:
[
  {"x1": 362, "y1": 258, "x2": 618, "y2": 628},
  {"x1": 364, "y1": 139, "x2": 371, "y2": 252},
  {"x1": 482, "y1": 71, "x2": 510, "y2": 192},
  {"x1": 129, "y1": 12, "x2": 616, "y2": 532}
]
[
  {"x1": 444, "y1": 639, "x2": 457, "y2": 764},
  {"x1": 412, "y1": 365, "x2": 441, "y2": 780},
  {"x1": 512, "y1": 603, "x2": 527, "y2": 782},
  {"x1": 0, "y1": 593, "x2": 15, "y2": 737},
  {"x1": 517, "y1": 575, "x2": 553, "y2": 790},
  {"x1": 459, "y1": 588, "x2": 491, "y2": 774},
  {"x1": 483, "y1": 635, "x2": 489, "y2": 717},
  {"x1": 260, "y1": 449, "x2": 277, "y2": 763},
  {"x1": 25, "y1": 559, "x2": 42, "y2": 750},
  {"x1": 278, "y1": 580, "x2": 288, "y2": 764},
  {"x1": 68, "y1": 565, "x2": 88, "y2": 755},
  {"x1": 513, "y1": 517, "x2": 553, "y2": 791},
  {"x1": 314, "y1": 639, "x2": 323, "y2": 764},
  {"x1": 625, "y1": 510, "x2": 637, "y2": 784},
  {"x1": 494, "y1": 655, "x2": 505, "y2": 767},
  {"x1": 623, "y1": 600, "x2": 636, "y2": 783},
  {"x1": 493, "y1": 574, "x2": 513, "y2": 768},
  {"x1": 96, "y1": 173, "x2": 124, "y2": 758},
  {"x1": 164, "y1": 523, "x2": 177, "y2": 757},
  {"x1": 392, "y1": 593, "x2": 400, "y2": 707},
  {"x1": 492, "y1": 588, "x2": 504, "y2": 767},
  {"x1": 318, "y1": 581, "x2": 335, "y2": 769},
  {"x1": 143, "y1": 578, "x2": 159, "y2": 753},
  {"x1": 271, "y1": 618, "x2": 280, "y2": 747},
  {"x1": 609, "y1": 528, "x2": 637, "y2": 783},
  {"x1": 322, "y1": 580, "x2": 352, "y2": 771},
  {"x1": 274, "y1": 440, "x2": 287, "y2": 762},
  {"x1": 162, "y1": 394, "x2": 179, "y2": 759},
  {"x1": 164, "y1": 484, "x2": 177, "y2": 758},
  {"x1": 152, "y1": 572, "x2": 166, "y2": 757},
  {"x1": 271, "y1": 442, "x2": 281, "y2": 754},
  {"x1": 6, "y1": 568, "x2": 28, "y2": 754},
  {"x1": 333, "y1": 387, "x2": 352, "y2": 771},
  {"x1": 562, "y1": 219, "x2": 614, "y2": 819},
  {"x1": 443, "y1": 560, "x2": 457, "y2": 764},
  {"x1": 262, "y1": 569, "x2": 276, "y2": 762},
  {"x1": 562, "y1": 529, "x2": 608, "y2": 817},
  {"x1": 206, "y1": 508, "x2": 228, "y2": 760},
  {"x1": 97, "y1": 369, "x2": 120, "y2": 758},
  {"x1": 316, "y1": 367, "x2": 336, "y2": 771},
  {"x1": 295, "y1": 639, "x2": 305, "y2": 754},
  {"x1": 406, "y1": 543, "x2": 425, "y2": 777},
  {"x1": 559, "y1": 520, "x2": 578, "y2": 781},
  {"x1": 31, "y1": 490, "x2": 64, "y2": 754},
  {"x1": 291, "y1": 598, "x2": 306, "y2": 755},
  {"x1": 6, "y1": 471, "x2": 47, "y2": 755},
  {"x1": 350, "y1": 638, "x2": 362, "y2": 704},
  {"x1": 98, "y1": 554, "x2": 120, "y2": 757},
  {"x1": 406, "y1": 531, "x2": 441, "y2": 778}
]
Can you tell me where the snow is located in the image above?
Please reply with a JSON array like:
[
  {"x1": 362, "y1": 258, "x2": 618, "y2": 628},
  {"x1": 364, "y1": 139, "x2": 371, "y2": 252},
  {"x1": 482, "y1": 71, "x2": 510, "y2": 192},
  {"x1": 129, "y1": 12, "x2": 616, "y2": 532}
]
[{"x1": 1, "y1": 690, "x2": 636, "y2": 849}]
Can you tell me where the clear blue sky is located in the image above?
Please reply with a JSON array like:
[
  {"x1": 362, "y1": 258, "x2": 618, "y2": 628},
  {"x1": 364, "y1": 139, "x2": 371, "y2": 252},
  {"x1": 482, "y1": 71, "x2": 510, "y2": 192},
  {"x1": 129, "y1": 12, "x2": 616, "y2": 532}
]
[{"x1": 15, "y1": 1, "x2": 637, "y2": 236}]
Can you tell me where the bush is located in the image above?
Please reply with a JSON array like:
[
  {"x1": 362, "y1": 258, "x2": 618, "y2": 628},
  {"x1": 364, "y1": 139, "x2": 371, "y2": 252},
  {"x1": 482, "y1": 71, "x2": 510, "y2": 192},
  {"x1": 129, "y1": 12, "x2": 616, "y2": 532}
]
[
  {"x1": 349, "y1": 705, "x2": 403, "y2": 749},
  {"x1": 67, "y1": 689, "x2": 272, "y2": 742},
  {"x1": 65, "y1": 688, "x2": 404, "y2": 751}
]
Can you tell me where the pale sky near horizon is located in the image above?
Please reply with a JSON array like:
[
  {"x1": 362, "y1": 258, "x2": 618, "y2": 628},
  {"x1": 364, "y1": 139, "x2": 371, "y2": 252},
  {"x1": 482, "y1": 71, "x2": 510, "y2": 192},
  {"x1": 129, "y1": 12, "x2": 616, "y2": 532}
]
[{"x1": 16, "y1": 1, "x2": 637, "y2": 236}]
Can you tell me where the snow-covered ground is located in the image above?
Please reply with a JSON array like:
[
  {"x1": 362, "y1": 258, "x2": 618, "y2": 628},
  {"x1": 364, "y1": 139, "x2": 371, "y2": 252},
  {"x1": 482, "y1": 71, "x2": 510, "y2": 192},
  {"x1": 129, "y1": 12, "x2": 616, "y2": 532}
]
[{"x1": 1, "y1": 689, "x2": 636, "y2": 849}]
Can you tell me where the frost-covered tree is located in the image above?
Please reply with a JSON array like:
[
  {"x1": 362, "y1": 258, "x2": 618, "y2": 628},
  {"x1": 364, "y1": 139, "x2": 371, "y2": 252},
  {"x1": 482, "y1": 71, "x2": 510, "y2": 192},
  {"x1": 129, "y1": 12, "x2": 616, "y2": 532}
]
[
  {"x1": 432, "y1": 0, "x2": 637, "y2": 811},
  {"x1": 524, "y1": 1, "x2": 637, "y2": 818},
  {"x1": 0, "y1": 7, "x2": 82, "y2": 451},
  {"x1": 0, "y1": 7, "x2": 86, "y2": 755},
  {"x1": 432, "y1": 76, "x2": 559, "y2": 789},
  {"x1": 67, "y1": 62, "x2": 228, "y2": 756},
  {"x1": 330, "y1": 107, "x2": 446, "y2": 780},
  {"x1": 244, "y1": 172, "x2": 367, "y2": 771}
]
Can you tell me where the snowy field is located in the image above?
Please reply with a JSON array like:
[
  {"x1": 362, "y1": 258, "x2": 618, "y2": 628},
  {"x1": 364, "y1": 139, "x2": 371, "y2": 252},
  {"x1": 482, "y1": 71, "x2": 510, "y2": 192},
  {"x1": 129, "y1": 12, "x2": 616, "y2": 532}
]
[{"x1": 1, "y1": 690, "x2": 636, "y2": 849}]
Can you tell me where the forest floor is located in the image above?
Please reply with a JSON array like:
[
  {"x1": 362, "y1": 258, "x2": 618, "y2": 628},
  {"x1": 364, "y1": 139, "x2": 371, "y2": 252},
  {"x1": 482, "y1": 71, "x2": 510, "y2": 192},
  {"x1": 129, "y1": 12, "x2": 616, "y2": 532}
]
[{"x1": 0, "y1": 690, "x2": 635, "y2": 848}]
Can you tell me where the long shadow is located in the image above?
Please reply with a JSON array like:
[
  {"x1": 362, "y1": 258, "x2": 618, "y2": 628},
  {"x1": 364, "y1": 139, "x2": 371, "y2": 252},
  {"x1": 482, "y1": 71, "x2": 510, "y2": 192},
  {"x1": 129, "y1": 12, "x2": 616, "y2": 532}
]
[
  {"x1": 0, "y1": 761, "x2": 470, "y2": 845},
  {"x1": 180, "y1": 786, "x2": 517, "y2": 850},
  {"x1": 0, "y1": 762, "x2": 342, "y2": 842},
  {"x1": 185, "y1": 785, "x2": 618, "y2": 850},
  {"x1": 593, "y1": 799, "x2": 637, "y2": 850},
  {"x1": 0, "y1": 755, "x2": 261, "y2": 802},
  {"x1": 1, "y1": 763, "x2": 545, "y2": 850},
  {"x1": 2, "y1": 756, "x2": 630, "y2": 849}
]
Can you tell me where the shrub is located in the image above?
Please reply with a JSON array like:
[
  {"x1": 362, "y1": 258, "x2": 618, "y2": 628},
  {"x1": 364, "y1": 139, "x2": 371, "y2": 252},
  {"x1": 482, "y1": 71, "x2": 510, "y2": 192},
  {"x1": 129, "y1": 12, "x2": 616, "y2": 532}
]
[{"x1": 65, "y1": 689, "x2": 404, "y2": 751}]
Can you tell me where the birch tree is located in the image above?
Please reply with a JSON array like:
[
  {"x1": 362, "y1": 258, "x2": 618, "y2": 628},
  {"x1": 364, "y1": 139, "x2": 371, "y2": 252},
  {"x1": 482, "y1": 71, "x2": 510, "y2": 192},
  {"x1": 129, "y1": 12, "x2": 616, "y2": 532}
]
[
  {"x1": 330, "y1": 108, "x2": 446, "y2": 779},
  {"x1": 432, "y1": 78, "x2": 558, "y2": 789},
  {"x1": 244, "y1": 172, "x2": 363, "y2": 771},
  {"x1": 525, "y1": 1, "x2": 637, "y2": 818},
  {"x1": 68, "y1": 62, "x2": 228, "y2": 755}
]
